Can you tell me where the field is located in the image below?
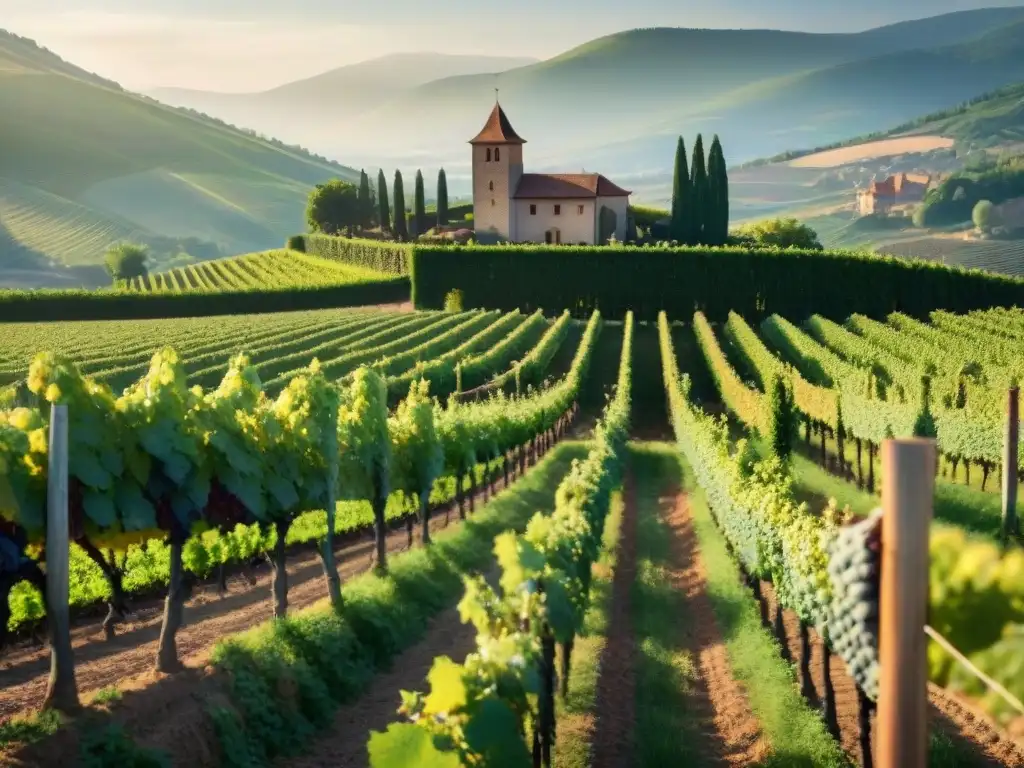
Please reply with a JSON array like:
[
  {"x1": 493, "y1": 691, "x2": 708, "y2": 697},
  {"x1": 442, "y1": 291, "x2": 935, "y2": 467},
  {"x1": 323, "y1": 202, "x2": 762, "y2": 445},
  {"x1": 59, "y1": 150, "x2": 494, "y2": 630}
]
[
  {"x1": 876, "y1": 235, "x2": 1024, "y2": 276},
  {"x1": 0, "y1": 295, "x2": 1022, "y2": 767},
  {"x1": 123, "y1": 249, "x2": 394, "y2": 293},
  {"x1": 788, "y1": 136, "x2": 955, "y2": 168}
]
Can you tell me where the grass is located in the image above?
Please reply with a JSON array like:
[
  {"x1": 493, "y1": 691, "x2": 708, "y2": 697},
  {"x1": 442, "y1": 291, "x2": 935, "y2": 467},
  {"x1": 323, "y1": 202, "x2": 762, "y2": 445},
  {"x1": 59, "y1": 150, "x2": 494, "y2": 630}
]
[
  {"x1": 552, "y1": 489, "x2": 624, "y2": 768},
  {"x1": 0, "y1": 710, "x2": 62, "y2": 750},
  {"x1": 633, "y1": 443, "x2": 849, "y2": 767}
]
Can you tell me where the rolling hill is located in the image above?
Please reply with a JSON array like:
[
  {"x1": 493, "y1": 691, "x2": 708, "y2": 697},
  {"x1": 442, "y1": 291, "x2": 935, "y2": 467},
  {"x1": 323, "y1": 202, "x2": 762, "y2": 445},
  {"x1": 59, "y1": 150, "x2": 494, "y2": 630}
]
[
  {"x1": 149, "y1": 6, "x2": 1024, "y2": 191},
  {"x1": 147, "y1": 52, "x2": 538, "y2": 147},
  {"x1": 0, "y1": 29, "x2": 359, "y2": 288}
]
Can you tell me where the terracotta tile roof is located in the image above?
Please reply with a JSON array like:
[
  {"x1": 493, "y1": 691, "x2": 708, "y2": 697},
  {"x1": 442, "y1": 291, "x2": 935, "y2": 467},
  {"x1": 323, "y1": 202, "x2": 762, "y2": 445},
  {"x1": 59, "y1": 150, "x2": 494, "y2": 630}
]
[
  {"x1": 867, "y1": 177, "x2": 896, "y2": 196},
  {"x1": 469, "y1": 103, "x2": 526, "y2": 145},
  {"x1": 513, "y1": 173, "x2": 631, "y2": 199}
]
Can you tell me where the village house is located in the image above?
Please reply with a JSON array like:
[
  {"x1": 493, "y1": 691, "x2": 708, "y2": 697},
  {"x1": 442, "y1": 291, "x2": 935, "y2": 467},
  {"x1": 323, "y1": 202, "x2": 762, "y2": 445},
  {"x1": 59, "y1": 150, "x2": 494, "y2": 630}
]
[
  {"x1": 857, "y1": 172, "x2": 931, "y2": 215},
  {"x1": 470, "y1": 102, "x2": 631, "y2": 244}
]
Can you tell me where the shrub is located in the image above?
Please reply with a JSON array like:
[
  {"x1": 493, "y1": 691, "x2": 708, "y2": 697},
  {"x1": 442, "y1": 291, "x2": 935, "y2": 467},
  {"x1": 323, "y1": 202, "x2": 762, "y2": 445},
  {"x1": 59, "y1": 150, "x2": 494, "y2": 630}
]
[
  {"x1": 286, "y1": 235, "x2": 306, "y2": 252},
  {"x1": 443, "y1": 289, "x2": 464, "y2": 312}
]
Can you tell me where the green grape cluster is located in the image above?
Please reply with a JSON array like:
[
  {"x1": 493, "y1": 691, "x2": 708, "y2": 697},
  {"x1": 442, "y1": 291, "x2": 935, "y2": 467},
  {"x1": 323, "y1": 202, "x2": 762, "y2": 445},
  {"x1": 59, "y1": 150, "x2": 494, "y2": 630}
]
[{"x1": 826, "y1": 508, "x2": 882, "y2": 700}]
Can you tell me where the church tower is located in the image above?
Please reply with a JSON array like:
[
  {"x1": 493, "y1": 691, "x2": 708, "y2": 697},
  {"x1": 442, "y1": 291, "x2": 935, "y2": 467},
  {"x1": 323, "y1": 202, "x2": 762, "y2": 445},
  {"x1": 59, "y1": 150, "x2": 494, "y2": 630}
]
[{"x1": 469, "y1": 101, "x2": 525, "y2": 242}]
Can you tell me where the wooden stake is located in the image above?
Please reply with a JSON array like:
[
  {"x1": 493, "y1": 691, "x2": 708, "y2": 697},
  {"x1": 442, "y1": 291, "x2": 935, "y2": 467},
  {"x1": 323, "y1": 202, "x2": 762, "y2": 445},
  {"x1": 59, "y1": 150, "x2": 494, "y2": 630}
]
[
  {"x1": 42, "y1": 405, "x2": 79, "y2": 713},
  {"x1": 1003, "y1": 387, "x2": 1019, "y2": 543},
  {"x1": 877, "y1": 438, "x2": 934, "y2": 768}
]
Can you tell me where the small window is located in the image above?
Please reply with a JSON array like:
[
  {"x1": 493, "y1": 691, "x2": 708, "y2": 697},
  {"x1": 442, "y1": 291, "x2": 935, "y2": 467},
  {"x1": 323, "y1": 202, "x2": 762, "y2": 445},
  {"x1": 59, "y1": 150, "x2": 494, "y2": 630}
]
[
  {"x1": 578, "y1": 205, "x2": 584, "y2": 215},
  {"x1": 495, "y1": 147, "x2": 500, "y2": 161},
  {"x1": 554, "y1": 204, "x2": 561, "y2": 215},
  {"x1": 486, "y1": 148, "x2": 492, "y2": 161},
  {"x1": 529, "y1": 204, "x2": 537, "y2": 215},
  {"x1": 491, "y1": 199, "x2": 496, "y2": 206},
  {"x1": 489, "y1": 181, "x2": 494, "y2": 191}
]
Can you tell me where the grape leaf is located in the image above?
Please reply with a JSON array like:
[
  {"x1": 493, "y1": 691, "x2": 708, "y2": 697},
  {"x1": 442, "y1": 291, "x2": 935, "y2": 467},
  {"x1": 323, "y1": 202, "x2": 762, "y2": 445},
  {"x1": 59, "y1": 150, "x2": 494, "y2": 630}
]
[
  {"x1": 69, "y1": 450, "x2": 113, "y2": 490},
  {"x1": 266, "y1": 474, "x2": 300, "y2": 511},
  {"x1": 115, "y1": 482, "x2": 156, "y2": 532},
  {"x1": 543, "y1": 576, "x2": 576, "y2": 643},
  {"x1": 463, "y1": 696, "x2": 532, "y2": 768},
  {"x1": 367, "y1": 723, "x2": 460, "y2": 768},
  {"x1": 422, "y1": 656, "x2": 467, "y2": 715},
  {"x1": 82, "y1": 489, "x2": 117, "y2": 527}
]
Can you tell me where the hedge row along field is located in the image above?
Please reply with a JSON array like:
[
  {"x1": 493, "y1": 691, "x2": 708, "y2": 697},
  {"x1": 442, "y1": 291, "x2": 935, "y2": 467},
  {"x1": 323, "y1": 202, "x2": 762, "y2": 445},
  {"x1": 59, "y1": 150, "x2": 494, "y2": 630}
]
[
  {"x1": 9, "y1": 232, "x2": 1024, "y2": 323},
  {"x1": 123, "y1": 249, "x2": 394, "y2": 293},
  {"x1": 410, "y1": 244, "x2": 1024, "y2": 321}
]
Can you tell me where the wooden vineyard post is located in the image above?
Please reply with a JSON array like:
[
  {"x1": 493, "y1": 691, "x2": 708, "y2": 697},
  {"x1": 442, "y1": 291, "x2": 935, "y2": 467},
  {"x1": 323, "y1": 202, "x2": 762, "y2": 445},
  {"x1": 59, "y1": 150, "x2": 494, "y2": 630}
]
[
  {"x1": 877, "y1": 438, "x2": 934, "y2": 768},
  {"x1": 42, "y1": 405, "x2": 80, "y2": 713},
  {"x1": 1003, "y1": 387, "x2": 1020, "y2": 544}
]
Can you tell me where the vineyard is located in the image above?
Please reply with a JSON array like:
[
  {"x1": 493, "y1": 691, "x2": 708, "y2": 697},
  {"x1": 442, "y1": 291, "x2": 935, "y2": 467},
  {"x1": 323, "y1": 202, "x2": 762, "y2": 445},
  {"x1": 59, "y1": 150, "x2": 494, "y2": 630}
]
[
  {"x1": 877, "y1": 236, "x2": 1024, "y2": 278},
  {"x1": 1, "y1": 299, "x2": 1023, "y2": 767},
  {"x1": 122, "y1": 249, "x2": 393, "y2": 293}
]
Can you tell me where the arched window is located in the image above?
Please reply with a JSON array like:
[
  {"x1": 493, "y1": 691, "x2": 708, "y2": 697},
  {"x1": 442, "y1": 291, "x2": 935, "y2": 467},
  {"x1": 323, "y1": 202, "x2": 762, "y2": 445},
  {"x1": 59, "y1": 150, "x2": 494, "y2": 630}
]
[
  {"x1": 495, "y1": 147, "x2": 500, "y2": 161},
  {"x1": 486, "y1": 148, "x2": 492, "y2": 162},
  {"x1": 489, "y1": 181, "x2": 494, "y2": 191}
]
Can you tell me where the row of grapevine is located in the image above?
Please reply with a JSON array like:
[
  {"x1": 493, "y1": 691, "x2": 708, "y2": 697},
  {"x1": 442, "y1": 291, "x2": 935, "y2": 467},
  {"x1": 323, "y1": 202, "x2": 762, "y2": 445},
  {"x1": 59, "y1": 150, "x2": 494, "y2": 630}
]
[
  {"x1": 368, "y1": 311, "x2": 632, "y2": 766},
  {"x1": 0, "y1": 312, "x2": 602, "y2": 678},
  {"x1": 662, "y1": 313, "x2": 1024, "y2": 732},
  {"x1": 453, "y1": 310, "x2": 572, "y2": 401},
  {"x1": 124, "y1": 250, "x2": 394, "y2": 294}
]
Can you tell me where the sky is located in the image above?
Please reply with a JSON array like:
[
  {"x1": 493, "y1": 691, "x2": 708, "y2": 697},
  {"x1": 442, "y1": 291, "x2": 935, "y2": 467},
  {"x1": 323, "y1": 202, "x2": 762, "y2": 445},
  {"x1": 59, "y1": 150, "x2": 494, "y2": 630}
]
[{"x1": 2, "y1": 0, "x2": 1022, "y2": 92}]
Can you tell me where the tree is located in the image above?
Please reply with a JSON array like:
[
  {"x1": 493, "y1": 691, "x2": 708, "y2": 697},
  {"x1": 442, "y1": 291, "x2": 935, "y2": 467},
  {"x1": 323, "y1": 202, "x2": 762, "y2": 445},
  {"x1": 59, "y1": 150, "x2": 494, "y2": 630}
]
[
  {"x1": 669, "y1": 136, "x2": 692, "y2": 243},
  {"x1": 377, "y1": 169, "x2": 391, "y2": 232},
  {"x1": 973, "y1": 199, "x2": 995, "y2": 232},
  {"x1": 393, "y1": 171, "x2": 408, "y2": 241},
  {"x1": 690, "y1": 134, "x2": 709, "y2": 245},
  {"x1": 358, "y1": 169, "x2": 375, "y2": 229},
  {"x1": 105, "y1": 242, "x2": 149, "y2": 285},
  {"x1": 306, "y1": 179, "x2": 361, "y2": 236},
  {"x1": 707, "y1": 135, "x2": 730, "y2": 245},
  {"x1": 414, "y1": 170, "x2": 427, "y2": 237},
  {"x1": 437, "y1": 168, "x2": 449, "y2": 227},
  {"x1": 735, "y1": 217, "x2": 822, "y2": 250}
]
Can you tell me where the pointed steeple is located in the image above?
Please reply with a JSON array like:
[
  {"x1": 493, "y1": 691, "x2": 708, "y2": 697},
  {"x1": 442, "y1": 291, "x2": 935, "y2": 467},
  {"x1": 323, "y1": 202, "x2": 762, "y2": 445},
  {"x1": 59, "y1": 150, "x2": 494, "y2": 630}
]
[{"x1": 469, "y1": 102, "x2": 526, "y2": 145}]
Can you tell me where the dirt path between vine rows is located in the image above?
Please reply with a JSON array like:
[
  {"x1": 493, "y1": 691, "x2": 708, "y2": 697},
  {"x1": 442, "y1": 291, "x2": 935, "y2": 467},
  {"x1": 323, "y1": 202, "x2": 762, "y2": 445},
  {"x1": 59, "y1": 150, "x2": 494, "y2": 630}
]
[
  {"x1": 0, "y1": 470, "x2": 518, "y2": 723},
  {"x1": 590, "y1": 459, "x2": 766, "y2": 768},
  {"x1": 660, "y1": 485, "x2": 768, "y2": 766},
  {"x1": 589, "y1": 471, "x2": 638, "y2": 768}
]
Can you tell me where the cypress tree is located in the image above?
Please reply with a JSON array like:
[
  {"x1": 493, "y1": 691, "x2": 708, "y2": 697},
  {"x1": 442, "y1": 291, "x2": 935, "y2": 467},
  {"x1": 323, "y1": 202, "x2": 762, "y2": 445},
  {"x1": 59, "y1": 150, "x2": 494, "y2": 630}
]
[
  {"x1": 437, "y1": 168, "x2": 449, "y2": 227},
  {"x1": 358, "y1": 169, "x2": 372, "y2": 229},
  {"x1": 414, "y1": 170, "x2": 427, "y2": 237},
  {"x1": 669, "y1": 137, "x2": 691, "y2": 243},
  {"x1": 768, "y1": 375, "x2": 796, "y2": 462},
  {"x1": 690, "y1": 134, "x2": 709, "y2": 245},
  {"x1": 716, "y1": 136, "x2": 730, "y2": 244},
  {"x1": 377, "y1": 169, "x2": 391, "y2": 232},
  {"x1": 393, "y1": 170, "x2": 408, "y2": 241}
]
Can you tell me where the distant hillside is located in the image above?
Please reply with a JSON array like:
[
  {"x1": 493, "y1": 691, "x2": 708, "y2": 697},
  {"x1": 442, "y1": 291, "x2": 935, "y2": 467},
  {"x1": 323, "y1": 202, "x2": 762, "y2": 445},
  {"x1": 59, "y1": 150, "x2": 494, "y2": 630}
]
[
  {"x1": 0, "y1": 30, "x2": 360, "y2": 288},
  {"x1": 163, "y1": 6, "x2": 1024, "y2": 184},
  {"x1": 147, "y1": 53, "x2": 539, "y2": 150}
]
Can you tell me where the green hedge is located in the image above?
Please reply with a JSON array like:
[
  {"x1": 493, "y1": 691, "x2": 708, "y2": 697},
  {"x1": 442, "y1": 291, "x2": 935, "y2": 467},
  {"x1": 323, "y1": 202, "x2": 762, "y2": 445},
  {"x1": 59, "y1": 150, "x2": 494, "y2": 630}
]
[
  {"x1": 303, "y1": 234, "x2": 411, "y2": 275},
  {"x1": 0, "y1": 278, "x2": 410, "y2": 323},
  {"x1": 410, "y1": 244, "x2": 1024, "y2": 321}
]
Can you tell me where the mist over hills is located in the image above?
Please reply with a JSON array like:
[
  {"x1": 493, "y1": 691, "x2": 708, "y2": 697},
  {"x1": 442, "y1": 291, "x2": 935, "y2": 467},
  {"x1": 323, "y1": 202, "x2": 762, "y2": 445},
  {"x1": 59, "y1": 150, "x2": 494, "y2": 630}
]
[{"x1": 145, "y1": 6, "x2": 1024, "y2": 194}]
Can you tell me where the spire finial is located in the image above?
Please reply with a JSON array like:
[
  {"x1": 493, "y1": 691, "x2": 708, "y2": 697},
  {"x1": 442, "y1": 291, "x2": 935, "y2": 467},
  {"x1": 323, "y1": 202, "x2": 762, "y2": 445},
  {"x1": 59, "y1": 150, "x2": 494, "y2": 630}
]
[{"x1": 495, "y1": 87, "x2": 499, "y2": 103}]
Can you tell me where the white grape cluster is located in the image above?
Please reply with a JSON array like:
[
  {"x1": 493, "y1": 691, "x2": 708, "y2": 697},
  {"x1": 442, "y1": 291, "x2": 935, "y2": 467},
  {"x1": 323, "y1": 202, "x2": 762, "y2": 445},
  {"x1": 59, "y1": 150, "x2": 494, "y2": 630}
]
[{"x1": 826, "y1": 507, "x2": 882, "y2": 701}]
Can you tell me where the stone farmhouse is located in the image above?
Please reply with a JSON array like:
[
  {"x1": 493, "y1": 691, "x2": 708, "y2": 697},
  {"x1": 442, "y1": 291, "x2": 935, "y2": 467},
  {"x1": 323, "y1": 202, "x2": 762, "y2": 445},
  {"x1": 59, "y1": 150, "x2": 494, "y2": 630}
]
[
  {"x1": 857, "y1": 172, "x2": 931, "y2": 215},
  {"x1": 470, "y1": 102, "x2": 631, "y2": 244}
]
